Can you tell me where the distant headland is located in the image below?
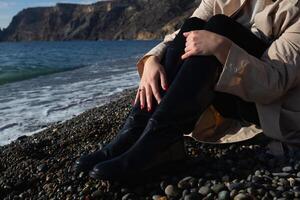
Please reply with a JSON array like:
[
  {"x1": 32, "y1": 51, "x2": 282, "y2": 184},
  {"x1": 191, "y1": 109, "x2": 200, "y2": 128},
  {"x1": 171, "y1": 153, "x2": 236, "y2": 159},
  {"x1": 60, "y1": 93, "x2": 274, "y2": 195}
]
[{"x1": 0, "y1": 0, "x2": 201, "y2": 42}]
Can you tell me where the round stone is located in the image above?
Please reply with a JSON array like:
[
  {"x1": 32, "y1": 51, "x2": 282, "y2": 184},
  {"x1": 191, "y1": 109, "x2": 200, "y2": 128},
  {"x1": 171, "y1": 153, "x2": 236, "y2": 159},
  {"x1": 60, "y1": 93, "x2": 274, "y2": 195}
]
[
  {"x1": 233, "y1": 193, "x2": 252, "y2": 200},
  {"x1": 211, "y1": 183, "x2": 226, "y2": 193},
  {"x1": 218, "y1": 190, "x2": 230, "y2": 200},
  {"x1": 184, "y1": 193, "x2": 201, "y2": 200},
  {"x1": 198, "y1": 186, "x2": 211, "y2": 196},
  {"x1": 37, "y1": 164, "x2": 47, "y2": 172},
  {"x1": 178, "y1": 177, "x2": 193, "y2": 189},
  {"x1": 160, "y1": 181, "x2": 168, "y2": 191},
  {"x1": 122, "y1": 193, "x2": 135, "y2": 200},
  {"x1": 165, "y1": 185, "x2": 180, "y2": 198},
  {"x1": 92, "y1": 190, "x2": 103, "y2": 198},
  {"x1": 282, "y1": 166, "x2": 293, "y2": 172},
  {"x1": 228, "y1": 183, "x2": 244, "y2": 191}
]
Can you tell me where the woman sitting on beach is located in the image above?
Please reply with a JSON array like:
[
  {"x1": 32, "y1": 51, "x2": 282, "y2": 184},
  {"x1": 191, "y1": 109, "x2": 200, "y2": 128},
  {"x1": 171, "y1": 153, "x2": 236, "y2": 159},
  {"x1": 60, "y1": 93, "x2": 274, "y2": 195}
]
[{"x1": 75, "y1": 0, "x2": 300, "y2": 180}]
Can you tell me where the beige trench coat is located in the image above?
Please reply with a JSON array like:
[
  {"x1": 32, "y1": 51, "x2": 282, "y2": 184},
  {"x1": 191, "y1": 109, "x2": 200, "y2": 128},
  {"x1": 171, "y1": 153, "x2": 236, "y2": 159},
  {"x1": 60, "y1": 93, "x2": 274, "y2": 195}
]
[{"x1": 136, "y1": 0, "x2": 300, "y2": 145}]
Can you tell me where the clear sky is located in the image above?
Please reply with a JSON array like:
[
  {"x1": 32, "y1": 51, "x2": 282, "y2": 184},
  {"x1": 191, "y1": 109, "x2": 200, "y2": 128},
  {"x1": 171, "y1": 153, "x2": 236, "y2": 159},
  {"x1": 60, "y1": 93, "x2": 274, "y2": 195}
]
[{"x1": 0, "y1": 0, "x2": 99, "y2": 29}]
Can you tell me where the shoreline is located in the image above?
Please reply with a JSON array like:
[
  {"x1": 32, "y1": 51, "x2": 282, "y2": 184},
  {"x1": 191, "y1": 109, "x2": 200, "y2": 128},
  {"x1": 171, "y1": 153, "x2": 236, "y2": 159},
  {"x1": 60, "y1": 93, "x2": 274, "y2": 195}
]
[
  {"x1": 0, "y1": 87, "x2": 138, "y2": 147},
  {"x1": 1, "y1": 88, "x2": 300, "y2": 199}
]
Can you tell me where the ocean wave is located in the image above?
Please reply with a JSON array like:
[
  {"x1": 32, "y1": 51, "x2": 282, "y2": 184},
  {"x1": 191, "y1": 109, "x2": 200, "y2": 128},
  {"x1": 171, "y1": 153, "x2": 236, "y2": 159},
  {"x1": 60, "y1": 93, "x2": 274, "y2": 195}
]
[
  {"x1": 0, "y1": 65, "x2": 86, "y2": 85},
  {"x1": 0, "y1": 123, "x2": 19, "y2": 132}
]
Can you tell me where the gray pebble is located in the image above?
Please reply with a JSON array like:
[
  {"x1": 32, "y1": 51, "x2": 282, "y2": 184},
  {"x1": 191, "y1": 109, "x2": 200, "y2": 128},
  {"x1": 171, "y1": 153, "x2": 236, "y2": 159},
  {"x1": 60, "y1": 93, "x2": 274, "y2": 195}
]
[
  {"x1": 160, "y1": 181, "x2": 168, "y2": 191},
  {"x1": 218, "y1": 190, "x2": 230, "y2": 200},
  {"x1": 122, "y1": 193, "x2": 135, "y2": 200},
  {"x1": 92, "y1": 190, "x2": 103, "y2": 198},
  {"x1": 37, "y1": 164, "x2": 47, "y2": 172},
  {"x1": 272, "y1": 172, "x2": 291, "y2": 178},
  {"x1": 152, "y1": 195, "x2": 164, "y2": 200},
  {"x1": 282, "y1": 166, "x2": 293, "y2": 172},
  {"x1": 198, "y1": 186, "x2": 211, "y2": 196},
  {"x1": 184, "y1": 193, "x2": 201, "y2": 200},
  {"x1": 165, "y1": 185, "x2": 180, "y2": 198},
  {"x1": 233, "y1": 193, "x2": 252, "y2": 200},
  {"x1": 211, "y1": 183, "x2": 226, "y2": 193},
  {"x1": 178, "y1": 176, "x2": 193, "y2": 189},
  {"x1": 228, "y1": 183, "x2": 244, "y2": 191}
]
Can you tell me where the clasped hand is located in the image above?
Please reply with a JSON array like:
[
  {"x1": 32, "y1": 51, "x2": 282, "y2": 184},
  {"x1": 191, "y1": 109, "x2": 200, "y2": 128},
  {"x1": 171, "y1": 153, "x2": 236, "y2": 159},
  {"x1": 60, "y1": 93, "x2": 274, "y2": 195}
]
[{"x1": 134, "y1": 30, "x2": 232, "y2": 111}]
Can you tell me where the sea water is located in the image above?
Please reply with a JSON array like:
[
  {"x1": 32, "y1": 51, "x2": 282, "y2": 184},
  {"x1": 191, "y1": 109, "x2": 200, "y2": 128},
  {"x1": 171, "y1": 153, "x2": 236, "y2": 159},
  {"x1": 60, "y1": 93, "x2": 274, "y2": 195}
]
[{"x1": 0, "y1": 40, "x2": 159, "y2": 146}]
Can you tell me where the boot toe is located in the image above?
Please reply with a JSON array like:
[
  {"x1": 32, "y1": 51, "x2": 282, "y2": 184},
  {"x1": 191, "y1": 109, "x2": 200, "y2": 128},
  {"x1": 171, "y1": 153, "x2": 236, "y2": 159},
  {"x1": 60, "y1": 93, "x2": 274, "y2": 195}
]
[
  {"x1": 89, "y1": 159, "x2": 123, "y2": 180},
  {"x1": 74, "y1": 150, "x2": 107, "y2": 172}
]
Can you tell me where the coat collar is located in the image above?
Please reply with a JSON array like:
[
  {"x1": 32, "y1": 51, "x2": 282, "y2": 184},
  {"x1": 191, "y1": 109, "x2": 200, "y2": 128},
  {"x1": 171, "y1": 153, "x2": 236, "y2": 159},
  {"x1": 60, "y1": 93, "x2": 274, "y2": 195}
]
[
  {"x1": 215, "y1": 0, "x2": 275, "y2": 17},
  {"x1": 215, "y1": 0, "x2": 248, "y2": 17}
]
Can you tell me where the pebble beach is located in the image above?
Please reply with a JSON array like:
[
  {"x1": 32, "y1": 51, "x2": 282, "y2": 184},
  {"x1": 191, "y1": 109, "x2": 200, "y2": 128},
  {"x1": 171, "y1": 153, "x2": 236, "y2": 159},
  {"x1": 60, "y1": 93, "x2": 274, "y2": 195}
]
[{"x1": 1, "y1": 88, "x2": 300, "y2": 200}]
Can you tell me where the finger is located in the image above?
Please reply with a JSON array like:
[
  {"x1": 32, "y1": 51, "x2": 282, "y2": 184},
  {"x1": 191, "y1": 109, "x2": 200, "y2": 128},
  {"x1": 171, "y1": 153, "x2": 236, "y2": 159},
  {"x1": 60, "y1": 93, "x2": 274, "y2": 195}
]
[
  {"x1": 145, "y1": 85, "x2": 153, "y2": 112},
  {"x1": 134, "y1": 89, "x2": 140, "y2": 105},
  {"x1": 183, "y1": 32, "x2": 191, "y2": 37},
  {"x1": 185, "y1": 40, "x2": 193, "y2": 47},
  {"x1": 184, "y1": 45, "x2": 193, "y2": 53},
  {"x1": 160, "y1": 69, "x2": 168, "y2": 91},
  {"x1": 139, "y1": 88, "x2": 146, "y2": 109},
  {"x1": 186, "y1": 34, "x2": 196, "y2": 43},
  {"x1": 181, "y1": 50, "x2": 195, "y2": 60},
  {"x1": 151, "y1": 81, "x2": 162, "y2": 104}
]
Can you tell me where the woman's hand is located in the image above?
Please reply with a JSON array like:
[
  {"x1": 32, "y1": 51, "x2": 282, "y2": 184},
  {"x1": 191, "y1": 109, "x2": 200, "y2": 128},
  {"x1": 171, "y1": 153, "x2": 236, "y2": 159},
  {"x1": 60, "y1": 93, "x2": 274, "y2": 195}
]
[
  {"x1": 182, "y1": 30, "x2": 232, "y2": 64},
  {"x1": 134, "y1": 56, "x2": 168, "y2": 111}
]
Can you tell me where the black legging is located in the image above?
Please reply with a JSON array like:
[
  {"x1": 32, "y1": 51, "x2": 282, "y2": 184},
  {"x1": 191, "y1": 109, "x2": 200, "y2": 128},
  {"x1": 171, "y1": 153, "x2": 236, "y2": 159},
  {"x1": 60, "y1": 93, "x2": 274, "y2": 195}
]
[{"x1": 155, "y1": 15, "x2": 270, "y2": 127}]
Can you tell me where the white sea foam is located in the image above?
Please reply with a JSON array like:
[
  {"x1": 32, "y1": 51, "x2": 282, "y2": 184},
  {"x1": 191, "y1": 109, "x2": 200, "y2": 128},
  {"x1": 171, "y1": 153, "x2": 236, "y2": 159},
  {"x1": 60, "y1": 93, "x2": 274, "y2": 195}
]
[{"x1": 0, "y1": 61, "x2": 140, "y2": 146}]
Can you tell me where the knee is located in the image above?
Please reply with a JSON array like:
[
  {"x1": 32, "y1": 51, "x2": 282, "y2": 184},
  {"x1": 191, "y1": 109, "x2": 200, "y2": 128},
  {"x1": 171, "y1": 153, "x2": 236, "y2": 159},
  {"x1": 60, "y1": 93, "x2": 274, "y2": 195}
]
[
  {"x1": 185, "y1": 17, "x2": 205, "y2": 24},
  {"x1": 180, "y1": 17, "x2": 205, "y2": 32},
  {"x1": 207, "y1": 14, "x2": 230, "y2": 25},
  {"x1": 205, "y1": 14, "x2": 232, "y2": 34}
]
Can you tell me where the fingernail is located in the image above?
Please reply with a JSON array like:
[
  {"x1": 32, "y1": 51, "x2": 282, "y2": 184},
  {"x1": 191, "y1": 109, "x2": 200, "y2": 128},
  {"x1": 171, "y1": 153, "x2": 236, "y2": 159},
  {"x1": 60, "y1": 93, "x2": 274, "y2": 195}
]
[
  {"x1": 141, "y1": 105, "x2": 144, "y2": 109},
  {"x1": 164, "y1": 85, "x2": 169, "y2": 91},
  {"x1": 147, "y1": 107, "x2": 152, "y2": 112}
]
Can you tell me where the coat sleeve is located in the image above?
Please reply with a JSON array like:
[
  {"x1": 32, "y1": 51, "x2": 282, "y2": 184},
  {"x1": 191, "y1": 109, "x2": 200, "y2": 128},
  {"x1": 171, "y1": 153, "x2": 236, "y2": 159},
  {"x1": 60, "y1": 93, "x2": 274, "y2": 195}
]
[
  {"x1": 136, "y1": 0, "x2": 215, "y2": 77},
  {"x1": 215, "y1": 21, "x2": 300, "y2": 105}
]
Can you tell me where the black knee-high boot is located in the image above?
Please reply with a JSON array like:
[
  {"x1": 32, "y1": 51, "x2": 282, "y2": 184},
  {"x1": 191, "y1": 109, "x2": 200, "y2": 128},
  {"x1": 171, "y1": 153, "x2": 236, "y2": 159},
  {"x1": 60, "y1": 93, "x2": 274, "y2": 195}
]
[
  {"x1": 74, "y1": 17, "x2": 206, "y2": 172},
  {"x1": 74, "y1": 103, "x2": 153, "y2": 172},
  {"x1": 90, "y1": 55, "x2": 222, "y2": 180}
]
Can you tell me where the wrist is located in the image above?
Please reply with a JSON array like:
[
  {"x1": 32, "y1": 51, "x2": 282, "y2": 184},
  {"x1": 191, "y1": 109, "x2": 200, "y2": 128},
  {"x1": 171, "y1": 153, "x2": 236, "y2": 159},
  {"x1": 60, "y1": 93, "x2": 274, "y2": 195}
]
[
  {"x1": 145, "y1": 55, "x2": 159, "y2": 64},
  {"x1": 214, "y1": 37, "x2": 232, "y2": 65}
]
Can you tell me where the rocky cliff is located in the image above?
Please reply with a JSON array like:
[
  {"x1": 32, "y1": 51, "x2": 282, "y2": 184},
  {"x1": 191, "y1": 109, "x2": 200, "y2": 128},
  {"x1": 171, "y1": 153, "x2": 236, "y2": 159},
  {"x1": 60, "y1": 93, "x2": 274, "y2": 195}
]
[{"x1": 0, "y1": 0, "x2": 201, "y2": 42}]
